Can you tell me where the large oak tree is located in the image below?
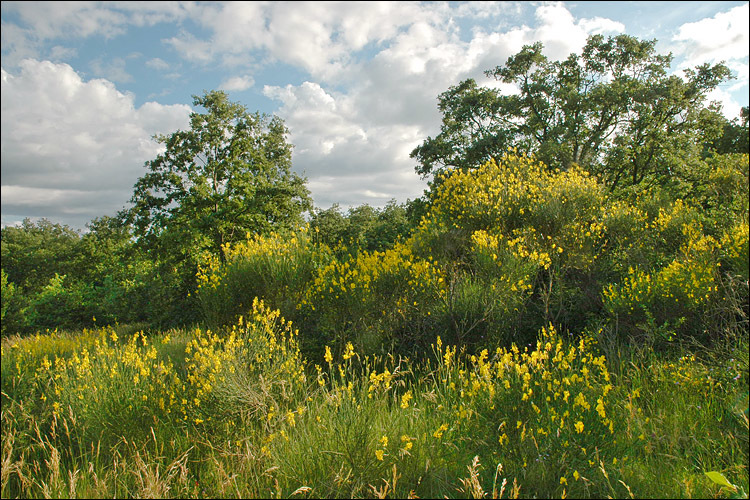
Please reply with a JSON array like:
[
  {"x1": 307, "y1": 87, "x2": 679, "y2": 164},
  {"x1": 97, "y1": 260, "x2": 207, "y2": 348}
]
[
  {"x1": 125, "y1": 90, "x2": 312, "y2": 261},
  {"x1": 411, "y1": 35, "x2": 733, "y2": 190}
]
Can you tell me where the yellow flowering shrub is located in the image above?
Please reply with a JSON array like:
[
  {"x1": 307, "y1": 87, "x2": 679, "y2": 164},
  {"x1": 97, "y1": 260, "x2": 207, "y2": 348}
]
[
  {"x1": 603, "y1": 220, "x2": 722, "y2": 342},
  {"x1": 413, "y1": 153, "x2": 612, "y2": 341},
  {"x1": 422, "y1": 323, "x2": 616, "y2": 495},
  {"x1": 303, "y1": 241, "x2": 445, "y2": 355},
  {"x1": 1, "y1": 326, "x2": 184, "y2": 448},
  {"x1": 721, "y1": 221, "x2": 749, "y2": 282},
  {"x1": 0, "y1": 299, "x2": 307, "y2": 450},
  {"x1": 196, "y1": 226, "x2": 328, "y2": 327},
  {"x1": 422, "y1": 152, "x2": 605, "y2": 245},
  {"x1": 185, "y1": 297, "x2": 307, "y2": 426}
]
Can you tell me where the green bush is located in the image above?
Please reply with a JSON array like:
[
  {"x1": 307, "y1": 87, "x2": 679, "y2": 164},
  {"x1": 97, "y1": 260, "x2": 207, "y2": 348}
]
[{"x1": 196, "y1": 227, "x2": 327, "y2": 329}]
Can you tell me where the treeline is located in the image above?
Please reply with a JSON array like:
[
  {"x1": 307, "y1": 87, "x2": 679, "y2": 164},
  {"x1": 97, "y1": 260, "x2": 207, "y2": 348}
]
[{"x1": 0, "y1": 201, "x2": 422, "y2": 336}]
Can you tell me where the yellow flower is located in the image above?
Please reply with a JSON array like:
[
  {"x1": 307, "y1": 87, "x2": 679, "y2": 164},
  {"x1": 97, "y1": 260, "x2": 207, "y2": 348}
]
[
  {"x1": 343, "y1": 342, "x2": 354, "y2": 360},
  {"x1": 400, "y1": 390, "x2": 413, "y2": 409},
  {"x1": 324, "y1": 346, "x2": 333, "y2": 364},
  {"x1": 573, "y1": 470, "x2": 580, "y2": 481},
  {"x1": 375, "y1": 449, "x2": 384, "y2": 461},
  {"x1": 433, "y1": 423, "x2": 449, "y2": 439},
  {"x1": 575, "y1": 421, "x2": 584, "y2": 434}
]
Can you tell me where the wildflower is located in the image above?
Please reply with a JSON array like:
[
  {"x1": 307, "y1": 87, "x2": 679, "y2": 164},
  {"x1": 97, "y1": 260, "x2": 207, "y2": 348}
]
[
  {"x1": 343, "y1": 342, "x2": 354, "y2": 360},
  {"x1": 375, "y1": 449, "x2": 385, "y2": 461},
  {"x1": 433, "y1": 423, "x2": 449, "y2": 439},
  {"x1": 324, "y1": 346, "x2": 333, "y2": 364},
  {"x1": 575, "y1": 421, "x2": 584, "y2": 434},
  {"x1": 400, "y1": 390, "x2": 413, "y2": 409},
  {"x1": 401, "y1": 435, "x2": 413, "y2": 451}
]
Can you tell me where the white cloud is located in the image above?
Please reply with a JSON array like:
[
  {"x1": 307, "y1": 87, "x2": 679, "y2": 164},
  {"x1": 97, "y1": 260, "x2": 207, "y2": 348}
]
[
  {"x1": 531, "y1": 3, "x2": 625, "y2": 60},
  {"x1": 2, "y1": 1, "x2": 188, "y2": 39},
  {"x1": 1, "y1": 2, "x2": 189, "y2": 67},
  {"x1": 10, "y1": 0, "x2": 707, "y2": 227},
  {"x1": 146, "y1": 57, "x2": 170, "y2": 71},
  {"x1": 219, "y1": 75, "x2": 255, "y2": 92},
  {"x1": 89, "y1": 57, "x2": 133, "y2": 83},
  {"x1": 672, "y1": 3, "x2": 749, "y2": 66},
  {"x1": 48, "y1": 44, "x2": 77, "y2": 61},
  {"x1": 263, "y1": 81, "x2": 427, "y2": 208},
  {"x1": 669, "y1": 3, "x2": 749, "y2": 119},
  {"x1": 259, "y1": 2, "x2": 629, "y2": 207},
  {"x1": 1, "y1": 59, "x2": 191, "y2": 228},
  {"x1": 164, "y1": 2, "x2": 432, "y2": 79}
]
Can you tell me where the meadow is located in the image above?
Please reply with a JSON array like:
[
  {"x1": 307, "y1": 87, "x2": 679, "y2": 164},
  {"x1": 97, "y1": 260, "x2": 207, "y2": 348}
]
[{"x1": 2, "y1": 153, "x2": 748, "y2": 498}]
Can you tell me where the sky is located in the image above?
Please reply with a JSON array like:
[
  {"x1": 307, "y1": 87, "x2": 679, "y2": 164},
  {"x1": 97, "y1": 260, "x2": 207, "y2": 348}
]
[{"x1": 2, "y1": 1, "x2": 748, "y2": 231}]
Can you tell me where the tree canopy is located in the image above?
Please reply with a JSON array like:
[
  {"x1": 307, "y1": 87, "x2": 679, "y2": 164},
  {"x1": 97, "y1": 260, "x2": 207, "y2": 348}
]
[
  {"x1": 124, "y1": 90, "x2": 312, "y2": 261},
  {"x1": 411, "y1": 34, "x2": 736, "y2": 190}
]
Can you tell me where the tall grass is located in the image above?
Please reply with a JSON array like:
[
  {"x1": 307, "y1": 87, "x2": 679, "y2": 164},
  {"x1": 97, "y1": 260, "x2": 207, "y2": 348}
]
[{"x1": 2, "y1": 311, "x2": 747, "y2": 498}]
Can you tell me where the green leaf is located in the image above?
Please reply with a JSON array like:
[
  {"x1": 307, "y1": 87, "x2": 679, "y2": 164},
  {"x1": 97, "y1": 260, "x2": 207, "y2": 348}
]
[{"x1": 705, "y1": 471, "x2": 735, "y2": 490}]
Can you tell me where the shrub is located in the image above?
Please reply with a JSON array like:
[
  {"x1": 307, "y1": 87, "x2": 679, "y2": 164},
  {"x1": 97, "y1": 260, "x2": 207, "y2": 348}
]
[
  {"x1": 196, "y1": 227, "x2": 327, "y2": 328},
  {"x1": 302, "y1": 241, "x2": 445, "y2": 356}
]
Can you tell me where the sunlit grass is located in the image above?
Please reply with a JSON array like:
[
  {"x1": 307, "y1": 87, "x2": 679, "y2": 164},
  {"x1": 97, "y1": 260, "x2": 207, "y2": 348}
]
[{"x1": 2, "y1": 311, "x2": 747, "y2": 498}]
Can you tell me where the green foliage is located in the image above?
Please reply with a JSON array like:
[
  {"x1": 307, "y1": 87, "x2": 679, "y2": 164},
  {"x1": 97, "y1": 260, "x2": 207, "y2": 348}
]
[
  {"x1": 125, "y1": 90, "x2": 312, "y2": 261},
  {"x1": 3, "y1": 318, "x2": 746, "y2": 498},
  {"x1": 302, "y1": 241, "x2": 445, "y2": 356},
  {"x1": 712, "y1": 106, "x2": 750, "y2": 155},
  {"x1": 413, "y1": 153, "x2": 611, "y2": 344},
  {"x1": 412, "y1": 34, "x2": 733, "y2": 194},
  {"x1": 1, "y1": 218, "x2": 81, "y2": 292},
  {"x1": 2, "y1": 33, "x2": 748, "y2": 500},
  {"x1": 309, "y1": 199, "x2": 415, "y2": 253},
  {"x1": 0, "y1": 215, "x2": 179, "y2": 334},
  {"x1": 1, "y1": 269, "x2": 25, "y2": 337},
  {"x1": 196, "y1": 227, "x2": 327, "y2": 330}
]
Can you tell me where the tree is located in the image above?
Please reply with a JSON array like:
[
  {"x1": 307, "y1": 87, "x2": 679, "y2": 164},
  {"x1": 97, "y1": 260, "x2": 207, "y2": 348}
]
[
  {"x1": 412, "y1": 35, "x2": 732, "y2": 190},
  {"x1": 309, "y1": 200, "x2": 415, "y2": 252},
  {"x1": 125, "y1": 90, "x2": 312, "y2": 261},
  {"x1": 0, "y1": 218, "x2": 81, "y2": 292},
  {"x1": 712, "y1": 106, "x2": 749, "y2": 154}
]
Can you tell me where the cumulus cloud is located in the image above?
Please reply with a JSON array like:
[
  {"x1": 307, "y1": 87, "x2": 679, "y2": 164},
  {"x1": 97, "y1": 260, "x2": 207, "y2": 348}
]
[
  {"x1": 0, "y1": 2, "x2": 188, "y2": 67},
  {"x1": 13, "y1": 0, "x2": 736, "y2": 229},
  {"x1": 263, "y1": 82, "x2": 428, "y2": 208},
  {"x1": 219, "y1": 75, "x2": 255, "y2": 92},
  {"x1": 672, "y1": 3, "x2": 749, "y2": 66},
  {"x1": 670, "y1": 3, "x2": 749, "y2": 119},
  {"x1": 262, "y1": 2, "x2": 626, "y2": 209},
  {"x1": 164, "y1": 2, "x2": 433, "y2": 79},
  {"x1": 1, "y1": 59, "x2": 191, "y2": 228}
]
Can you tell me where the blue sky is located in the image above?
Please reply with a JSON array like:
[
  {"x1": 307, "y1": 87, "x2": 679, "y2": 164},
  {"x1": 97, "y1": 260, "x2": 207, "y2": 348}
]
[{"x1": 2, "y1": 1, "x2": 748, "y2": 230}]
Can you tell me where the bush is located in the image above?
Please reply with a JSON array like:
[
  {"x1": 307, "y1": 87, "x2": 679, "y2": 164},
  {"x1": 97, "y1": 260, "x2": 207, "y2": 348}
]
[
  {"x1": 196, "y1": 227, "x2": 327, "y2": 329},
  {"x1": 303, "y1": 241, "x2": 445, "y2": 357}
]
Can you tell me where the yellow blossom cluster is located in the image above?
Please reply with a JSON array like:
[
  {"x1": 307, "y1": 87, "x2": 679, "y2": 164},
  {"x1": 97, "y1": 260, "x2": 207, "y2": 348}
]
[
  {"x1": 303, "y1": 241, "x2": 445, "y2": 350},
  {"x1": 428, "y1": 324, "x2": 615, "y2": 469}
]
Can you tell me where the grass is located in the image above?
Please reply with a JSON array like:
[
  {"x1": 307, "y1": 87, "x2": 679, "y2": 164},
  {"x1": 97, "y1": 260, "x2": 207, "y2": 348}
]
[{"x1": 2, "y1": 308, "x2": 747, "y2": 499}]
